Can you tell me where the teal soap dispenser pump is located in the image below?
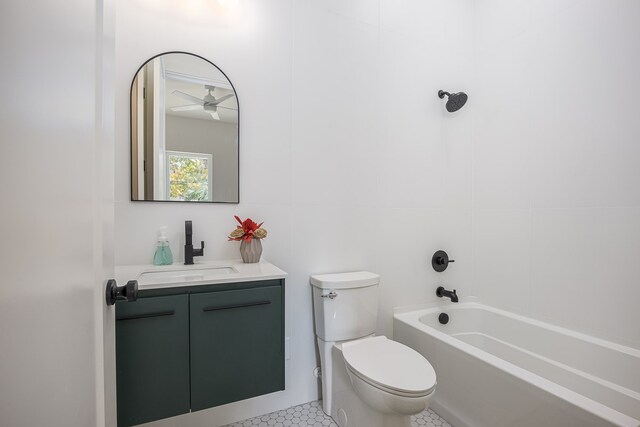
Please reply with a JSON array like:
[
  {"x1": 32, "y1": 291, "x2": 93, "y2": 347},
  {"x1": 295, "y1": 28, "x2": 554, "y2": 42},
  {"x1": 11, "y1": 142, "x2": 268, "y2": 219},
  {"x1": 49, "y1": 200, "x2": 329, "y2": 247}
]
[{"x1": 153, "y1": 226, "x2": 174, "y2": 266}]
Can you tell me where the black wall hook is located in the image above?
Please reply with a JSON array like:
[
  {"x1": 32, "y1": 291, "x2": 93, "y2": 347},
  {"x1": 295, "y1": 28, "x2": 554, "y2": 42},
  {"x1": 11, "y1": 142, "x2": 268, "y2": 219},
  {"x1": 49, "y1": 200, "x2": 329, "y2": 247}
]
[
  {"x1": 432, "y1": 250, "x2": 455, "y2": 272},
  {"x1": 106, "y1": 279, "x2": 138, "y2": 306}
]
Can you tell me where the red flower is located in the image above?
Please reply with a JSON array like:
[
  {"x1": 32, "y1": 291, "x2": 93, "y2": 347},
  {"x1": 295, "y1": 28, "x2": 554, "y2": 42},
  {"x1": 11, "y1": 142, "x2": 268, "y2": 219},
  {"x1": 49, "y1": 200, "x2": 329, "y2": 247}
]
[{"x1": 228, "y1": 215, "x2": 265, "y2": 242}]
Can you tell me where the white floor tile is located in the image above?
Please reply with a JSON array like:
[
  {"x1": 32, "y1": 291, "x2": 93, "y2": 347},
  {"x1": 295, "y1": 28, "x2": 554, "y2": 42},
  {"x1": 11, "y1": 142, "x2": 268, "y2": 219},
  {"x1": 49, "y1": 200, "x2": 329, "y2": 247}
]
[{"x1": 223, "y1": 400, "x2": 451, "y2": 427}]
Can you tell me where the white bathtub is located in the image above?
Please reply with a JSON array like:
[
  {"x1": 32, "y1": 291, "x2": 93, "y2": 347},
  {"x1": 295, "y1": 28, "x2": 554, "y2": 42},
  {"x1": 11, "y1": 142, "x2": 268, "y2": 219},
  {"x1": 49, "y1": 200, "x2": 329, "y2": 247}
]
[{"x1": 394, "y1": 302, "x2": 640, "y2": 427}]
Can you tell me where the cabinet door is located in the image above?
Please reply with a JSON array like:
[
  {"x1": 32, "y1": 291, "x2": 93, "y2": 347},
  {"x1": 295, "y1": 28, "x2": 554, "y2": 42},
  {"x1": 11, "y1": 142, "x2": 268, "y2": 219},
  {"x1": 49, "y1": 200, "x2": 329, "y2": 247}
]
[
  {"x1": 190, "y1": 285, "x2": 284, "y2": 411},
  {"x1": 116, "y1": 295, "x2": 190, "y2": 427}
]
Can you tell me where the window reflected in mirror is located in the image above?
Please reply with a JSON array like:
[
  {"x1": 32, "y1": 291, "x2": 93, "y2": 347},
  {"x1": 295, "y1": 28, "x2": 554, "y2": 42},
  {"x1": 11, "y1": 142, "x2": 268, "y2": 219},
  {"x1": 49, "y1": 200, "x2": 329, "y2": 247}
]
[{"x1": 167, "y1": 151, "x2": 212, "y2": 202}]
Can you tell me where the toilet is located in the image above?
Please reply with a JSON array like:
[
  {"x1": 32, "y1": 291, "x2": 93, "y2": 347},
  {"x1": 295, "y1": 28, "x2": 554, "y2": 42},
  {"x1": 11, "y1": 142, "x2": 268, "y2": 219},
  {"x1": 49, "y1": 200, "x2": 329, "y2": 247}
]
[{"x1": 311, "y1": 271, "x2": 436, "y2": 427}]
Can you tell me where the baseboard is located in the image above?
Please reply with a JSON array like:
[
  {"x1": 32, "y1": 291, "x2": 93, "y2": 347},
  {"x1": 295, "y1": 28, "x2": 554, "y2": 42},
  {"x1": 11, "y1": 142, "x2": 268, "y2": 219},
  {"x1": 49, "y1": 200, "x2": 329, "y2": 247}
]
[{"x1": 431, "y1": 400, "x2": 470, "y2": 427}]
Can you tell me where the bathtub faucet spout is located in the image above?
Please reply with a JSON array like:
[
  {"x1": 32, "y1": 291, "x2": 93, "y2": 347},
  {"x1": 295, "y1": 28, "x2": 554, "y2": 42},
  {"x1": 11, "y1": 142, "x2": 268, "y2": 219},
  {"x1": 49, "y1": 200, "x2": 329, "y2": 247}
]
[{"x1": 436, "y1": 286, "x2": 458, "y2": 303}]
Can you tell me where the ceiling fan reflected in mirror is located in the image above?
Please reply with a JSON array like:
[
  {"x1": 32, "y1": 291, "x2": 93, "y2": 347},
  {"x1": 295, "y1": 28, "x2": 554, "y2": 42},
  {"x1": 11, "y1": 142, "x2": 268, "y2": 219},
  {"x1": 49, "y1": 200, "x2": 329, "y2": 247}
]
[{"x1": 171, "y1": 85, "x2": 236, "y2": 120}]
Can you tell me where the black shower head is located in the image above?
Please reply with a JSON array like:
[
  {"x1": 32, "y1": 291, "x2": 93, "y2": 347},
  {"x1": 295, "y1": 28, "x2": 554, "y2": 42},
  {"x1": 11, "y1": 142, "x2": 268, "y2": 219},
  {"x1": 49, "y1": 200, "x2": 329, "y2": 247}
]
[{"x1": 438, "y1": 90, "x2": 468, "y2": 112}]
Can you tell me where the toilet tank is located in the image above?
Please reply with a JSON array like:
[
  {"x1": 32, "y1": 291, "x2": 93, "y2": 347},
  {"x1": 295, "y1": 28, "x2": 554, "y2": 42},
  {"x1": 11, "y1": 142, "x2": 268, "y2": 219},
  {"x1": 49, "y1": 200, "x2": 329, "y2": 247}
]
[{"x1": 310, "y1": 271, "x2": 380, "y2": 342}]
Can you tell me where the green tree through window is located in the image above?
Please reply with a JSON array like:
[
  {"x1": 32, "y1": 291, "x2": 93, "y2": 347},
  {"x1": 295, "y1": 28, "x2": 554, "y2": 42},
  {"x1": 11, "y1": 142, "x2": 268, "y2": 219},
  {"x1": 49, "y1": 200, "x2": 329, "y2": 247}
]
[{"x1": 167, "y1": 152, "x2": 212, "y2": 201}]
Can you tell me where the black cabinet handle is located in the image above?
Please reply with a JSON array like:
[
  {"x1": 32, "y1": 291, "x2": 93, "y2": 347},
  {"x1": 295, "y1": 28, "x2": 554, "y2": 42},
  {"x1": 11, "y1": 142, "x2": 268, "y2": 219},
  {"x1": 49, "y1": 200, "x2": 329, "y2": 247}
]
[
  {"x1": 117, "y1": 310, "x2": 175, "y2": 321},
  {"x1": 203, "y1": 300, "x2": 271, "y2": 312}
]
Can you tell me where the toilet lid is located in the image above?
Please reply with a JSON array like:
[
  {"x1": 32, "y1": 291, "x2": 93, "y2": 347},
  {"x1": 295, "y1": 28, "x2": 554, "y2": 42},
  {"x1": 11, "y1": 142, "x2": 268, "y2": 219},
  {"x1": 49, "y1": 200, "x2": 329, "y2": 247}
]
[{"x1": 342, "y1": 336, "x2": 436, "y2": 396}]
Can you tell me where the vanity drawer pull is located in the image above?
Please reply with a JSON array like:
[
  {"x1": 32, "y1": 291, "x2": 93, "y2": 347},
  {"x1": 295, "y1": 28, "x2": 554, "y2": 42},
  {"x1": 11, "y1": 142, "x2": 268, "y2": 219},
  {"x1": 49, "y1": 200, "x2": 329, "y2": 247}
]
[
  {"x1": 117, "y1": 310, "x2": 175, "y2": 321},
  {"x1": 203, "y1": 300, "x2": 271, "y2": 312}
]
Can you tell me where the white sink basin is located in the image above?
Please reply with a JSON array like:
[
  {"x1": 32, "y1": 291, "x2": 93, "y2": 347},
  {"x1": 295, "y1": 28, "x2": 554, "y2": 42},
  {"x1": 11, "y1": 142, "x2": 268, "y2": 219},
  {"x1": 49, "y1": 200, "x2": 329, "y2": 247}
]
[{"x1": 138, "y1": 266, "x2": 238, "y2": 287}]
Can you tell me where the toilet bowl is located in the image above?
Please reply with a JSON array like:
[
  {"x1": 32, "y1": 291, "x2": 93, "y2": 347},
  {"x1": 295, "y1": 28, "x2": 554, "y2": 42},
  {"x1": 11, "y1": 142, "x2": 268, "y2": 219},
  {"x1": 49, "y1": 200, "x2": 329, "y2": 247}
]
[
  {"x1": 342, "y1": 336, "x2": 436, "y2": 416},
  {"x1": 311, "y1": 271, "x2": 437, "y2": 427}
]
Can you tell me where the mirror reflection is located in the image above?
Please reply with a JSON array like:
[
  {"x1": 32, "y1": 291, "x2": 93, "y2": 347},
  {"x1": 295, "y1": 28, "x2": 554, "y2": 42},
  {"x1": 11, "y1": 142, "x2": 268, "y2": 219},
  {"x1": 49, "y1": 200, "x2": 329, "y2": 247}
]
[{"x1": 131, "y1": 52, "x2": 239, "y2": 203}]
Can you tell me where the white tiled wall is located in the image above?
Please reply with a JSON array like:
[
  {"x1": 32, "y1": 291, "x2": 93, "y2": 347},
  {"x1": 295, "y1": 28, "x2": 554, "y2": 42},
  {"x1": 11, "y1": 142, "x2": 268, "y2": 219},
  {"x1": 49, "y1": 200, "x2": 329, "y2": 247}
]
[
  {"x1": 290, "y1": 0, "x2": 474, "y2": 341},
  {"x1": 472, "y1": 0, "x2": 640, "y2": 349}
]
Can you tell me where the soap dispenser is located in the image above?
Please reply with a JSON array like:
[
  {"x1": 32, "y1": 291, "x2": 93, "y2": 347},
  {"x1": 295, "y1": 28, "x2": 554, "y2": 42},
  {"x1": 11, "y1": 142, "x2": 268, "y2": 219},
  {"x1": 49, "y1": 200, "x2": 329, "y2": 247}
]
[{"x1": 153, "y1": 226, "x2": 174, "y2": 266}]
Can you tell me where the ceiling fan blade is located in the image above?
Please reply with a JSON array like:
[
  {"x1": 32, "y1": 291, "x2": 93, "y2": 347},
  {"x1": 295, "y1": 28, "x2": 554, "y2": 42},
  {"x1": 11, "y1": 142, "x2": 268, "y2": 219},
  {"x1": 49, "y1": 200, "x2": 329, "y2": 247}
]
[
  {"x1": 212, "y1": 94, "x2": 235, "y2": 105},
  {"x1": 170, "y1": 104, "x2": 203, "y2": 111},
  {"x1": 209, "y1": 111, "x2": 221, "y2": 120},
  {"x1": 172, "y1": 90, "x2": 204, "y2": 104},
  {"x1": 216, "y1": 106, "x2": 238, "y2": 111}
]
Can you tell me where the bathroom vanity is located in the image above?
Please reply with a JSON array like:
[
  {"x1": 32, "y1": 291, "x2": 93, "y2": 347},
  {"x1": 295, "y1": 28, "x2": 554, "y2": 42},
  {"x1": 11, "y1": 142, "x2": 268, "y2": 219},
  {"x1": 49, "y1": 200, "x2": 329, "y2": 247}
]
[{"x1": 114, "y1": 261, "x2": 286, "y2": 427}]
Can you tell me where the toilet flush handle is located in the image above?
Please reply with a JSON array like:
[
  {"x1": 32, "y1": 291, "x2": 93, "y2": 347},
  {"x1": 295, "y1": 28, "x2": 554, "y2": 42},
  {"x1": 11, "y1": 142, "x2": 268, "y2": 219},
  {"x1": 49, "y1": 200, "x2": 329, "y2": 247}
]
[{"x1": 321, "y1": 290, "x2": 338, "y2": 299}]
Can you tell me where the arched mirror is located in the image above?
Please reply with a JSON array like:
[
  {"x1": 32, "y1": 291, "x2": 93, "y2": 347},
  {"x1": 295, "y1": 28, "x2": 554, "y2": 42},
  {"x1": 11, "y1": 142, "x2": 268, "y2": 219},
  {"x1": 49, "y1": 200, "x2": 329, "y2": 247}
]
[{"x1": 130, "y1": 52, "x2": 239, "y2": 203}]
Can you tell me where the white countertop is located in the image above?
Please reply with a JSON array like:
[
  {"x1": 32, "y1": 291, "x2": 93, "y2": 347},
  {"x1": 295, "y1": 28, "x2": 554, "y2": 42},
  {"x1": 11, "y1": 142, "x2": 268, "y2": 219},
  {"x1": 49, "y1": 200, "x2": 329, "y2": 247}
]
[{"x1": 115, "y1": 259, "x2": 287, "y2": 290}]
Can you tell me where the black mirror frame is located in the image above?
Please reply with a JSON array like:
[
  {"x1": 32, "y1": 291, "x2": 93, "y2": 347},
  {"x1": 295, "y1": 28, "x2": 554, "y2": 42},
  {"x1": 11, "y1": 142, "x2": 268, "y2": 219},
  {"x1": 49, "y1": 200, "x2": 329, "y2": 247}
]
[{"x1": 129, "y1": 51, "x2": 240, "y2": 204}]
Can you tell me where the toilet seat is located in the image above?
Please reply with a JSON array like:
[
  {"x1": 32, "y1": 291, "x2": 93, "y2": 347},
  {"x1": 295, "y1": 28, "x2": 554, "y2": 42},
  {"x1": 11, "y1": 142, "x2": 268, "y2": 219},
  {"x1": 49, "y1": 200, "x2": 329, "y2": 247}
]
[{"x1": 342, "y1": 336, "x2": 436, "y2": 397}]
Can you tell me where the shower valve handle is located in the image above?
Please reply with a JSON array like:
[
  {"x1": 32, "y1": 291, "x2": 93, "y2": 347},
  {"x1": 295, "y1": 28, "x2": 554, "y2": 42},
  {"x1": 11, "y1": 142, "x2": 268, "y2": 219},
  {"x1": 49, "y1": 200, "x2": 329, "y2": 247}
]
[{"x1": 432, "y1": 250, "x2": 455, "y2": 272}]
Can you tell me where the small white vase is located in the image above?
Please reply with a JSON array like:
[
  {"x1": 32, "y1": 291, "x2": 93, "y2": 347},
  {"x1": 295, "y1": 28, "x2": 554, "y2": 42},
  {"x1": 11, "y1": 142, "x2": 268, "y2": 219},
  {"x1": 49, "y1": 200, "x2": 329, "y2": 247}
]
[{"x1": 240, "y1": 238, "x2": 263, "y2": 263}]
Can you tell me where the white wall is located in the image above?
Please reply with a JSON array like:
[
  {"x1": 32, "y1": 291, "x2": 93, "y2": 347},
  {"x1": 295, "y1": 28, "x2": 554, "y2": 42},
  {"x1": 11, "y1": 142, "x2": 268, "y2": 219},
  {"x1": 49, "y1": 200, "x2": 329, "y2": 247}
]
[
  {"x1": 165, "y1": 115, "x2": 238, "y2": 202},
  {"x1": 472, "y1": 0, "x2": 640, "y2": 349},
  {"x1": 115, "y1": 0, "x2": 473, "y2": 425}
]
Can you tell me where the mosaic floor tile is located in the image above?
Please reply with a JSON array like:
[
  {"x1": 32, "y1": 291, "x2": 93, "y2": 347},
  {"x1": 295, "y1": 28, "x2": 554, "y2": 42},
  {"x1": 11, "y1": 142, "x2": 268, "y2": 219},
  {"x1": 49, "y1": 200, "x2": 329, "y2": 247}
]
[{"x1": 223, "y1": 400, "x2": 451, "y2": 427}]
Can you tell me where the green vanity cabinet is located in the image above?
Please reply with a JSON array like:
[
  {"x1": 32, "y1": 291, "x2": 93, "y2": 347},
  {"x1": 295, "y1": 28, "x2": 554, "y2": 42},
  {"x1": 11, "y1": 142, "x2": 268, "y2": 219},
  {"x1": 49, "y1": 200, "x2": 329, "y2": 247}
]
[
  {"x1": 190, "y1": 285, "x2": 285, "y2": 410},
  {"x1": 115, "y1": 294, "x2": 190, "y2": 427},
  {"x1": 115, "y1": 280, "x2": 285, "y2": 426}
]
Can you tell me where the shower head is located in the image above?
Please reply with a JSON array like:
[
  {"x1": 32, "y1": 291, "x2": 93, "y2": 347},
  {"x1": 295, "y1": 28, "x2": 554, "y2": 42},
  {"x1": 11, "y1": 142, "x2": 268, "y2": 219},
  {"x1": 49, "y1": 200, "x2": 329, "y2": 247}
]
[{"x1": 438, "y1": 90, "x2": 468, "y2": 112}]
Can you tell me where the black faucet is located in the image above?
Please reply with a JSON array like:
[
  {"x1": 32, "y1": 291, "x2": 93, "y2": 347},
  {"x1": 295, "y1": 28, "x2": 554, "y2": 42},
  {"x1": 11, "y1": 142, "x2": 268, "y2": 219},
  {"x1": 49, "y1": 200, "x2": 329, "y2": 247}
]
[
  {"x1": 436, "y1": 286, "x2": 458, "y2": 303},
  {"x1": 184, "y1": 220, "x2": 205, "y2": 265}
]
